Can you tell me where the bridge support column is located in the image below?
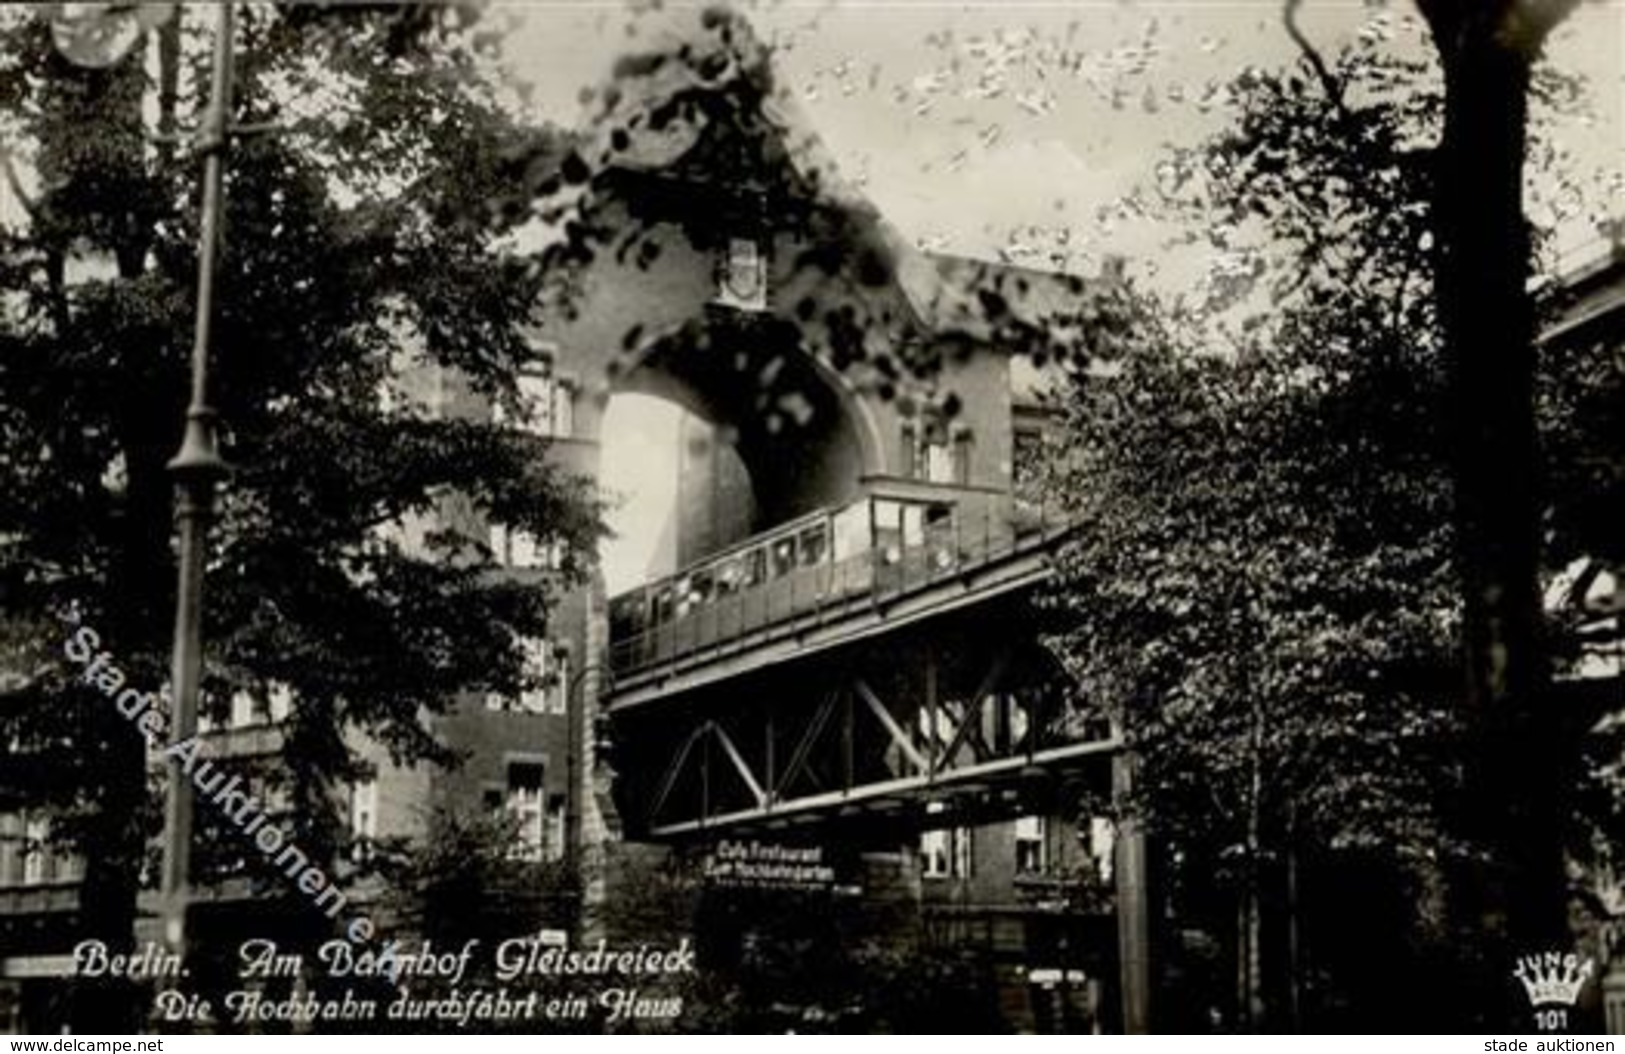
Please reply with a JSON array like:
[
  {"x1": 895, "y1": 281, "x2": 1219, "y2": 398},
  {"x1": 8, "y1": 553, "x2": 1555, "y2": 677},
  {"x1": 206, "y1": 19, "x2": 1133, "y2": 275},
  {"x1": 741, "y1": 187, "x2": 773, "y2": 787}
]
[
  {"x1": 572, "y1": 573, "x2": 617, "y2": 943},
  {"x1": 1113, "y1": 751, "x2": 1153, "y2": 1034}
]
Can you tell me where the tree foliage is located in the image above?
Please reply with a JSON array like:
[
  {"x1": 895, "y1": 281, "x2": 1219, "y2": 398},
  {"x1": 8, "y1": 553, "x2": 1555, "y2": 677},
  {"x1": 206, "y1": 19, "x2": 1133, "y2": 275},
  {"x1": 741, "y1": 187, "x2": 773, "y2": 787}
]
[
  {"x1": 1040, "y1": 28, "x2": 1614, "y2": 1027},
  {"x1": 0, "y1": 4, "x2": 598, "y2": 1021}
]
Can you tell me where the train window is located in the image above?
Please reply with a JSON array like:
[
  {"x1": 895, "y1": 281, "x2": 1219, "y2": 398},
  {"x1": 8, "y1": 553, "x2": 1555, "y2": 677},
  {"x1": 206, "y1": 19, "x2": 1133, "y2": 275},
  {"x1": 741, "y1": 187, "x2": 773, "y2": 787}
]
[
  {"x1": 771, "y1": 537, "x2": 797, "y2": 578},
  {"x1": 903, "y1": 504, "x2": 925, "y2": 547},
  {"x1": 874, "y1": 500, "x2": 928, "y2": 563},
  {"x1": 874, "y1": 500, "x2": 903, "y2": 563},
  {"x1": 674, "y1": 575, "x2": 695, "y2": 618},
  {"x1": 651, "y1": 584, "x2": 674, "y2": 626},
  {"x1": 798, "y1": 523, "x2": 828, "y2": 566},
  {"x1": 610, "y1": 594, "x2": 646, "y2": 638},
  {"x1": 691, "y1": 569, "x2": 715, "y2": 606},
  {"x1": 745, "y1": 547, "x2": 767, "y2": 588},
  {"x1": 925, "y1": 505, "x2": 957, "y2": 569},
  {"x1": 833, "y1": 502, "x2": 869, "y2": 561},
  {"x1": 715, "y1": 556, "x2": 744, "y2": 596}
]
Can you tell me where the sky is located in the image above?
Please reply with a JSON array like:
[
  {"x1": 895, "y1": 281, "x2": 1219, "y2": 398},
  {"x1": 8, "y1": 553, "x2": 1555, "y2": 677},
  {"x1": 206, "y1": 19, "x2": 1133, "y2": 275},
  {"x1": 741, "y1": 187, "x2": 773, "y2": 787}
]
[
  {"x1": 490, "y1": 0, "x2": 1623, "y2": 590},
  {"x1": 497, "y1": 0, "x2": 1623, "y2": 271}
]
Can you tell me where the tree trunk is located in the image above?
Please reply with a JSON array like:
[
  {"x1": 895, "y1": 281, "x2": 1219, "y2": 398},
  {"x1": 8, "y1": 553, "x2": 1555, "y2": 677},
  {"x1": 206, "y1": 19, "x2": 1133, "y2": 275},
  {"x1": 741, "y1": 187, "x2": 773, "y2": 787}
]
[
  {"x1": 1286, "y1": 808, "x2": 1302, "y2": 1032},
  {"x1": 1425, "y1": 3, "x2": 1570, "y2": 1022},
  {"x1": 1237, "y1": 713, "x2": 1267, "y2": 1030},
  {"x1": 67, "y1": 20, "x2": 188, "y2": 1032}
]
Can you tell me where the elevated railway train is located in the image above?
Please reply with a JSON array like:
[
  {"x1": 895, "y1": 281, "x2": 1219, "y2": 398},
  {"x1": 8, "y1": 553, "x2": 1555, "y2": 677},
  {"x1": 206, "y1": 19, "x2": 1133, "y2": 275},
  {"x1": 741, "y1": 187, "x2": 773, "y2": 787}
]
[{"x1": 607, "y1": 493, "x2": 1051, "y2": 677}]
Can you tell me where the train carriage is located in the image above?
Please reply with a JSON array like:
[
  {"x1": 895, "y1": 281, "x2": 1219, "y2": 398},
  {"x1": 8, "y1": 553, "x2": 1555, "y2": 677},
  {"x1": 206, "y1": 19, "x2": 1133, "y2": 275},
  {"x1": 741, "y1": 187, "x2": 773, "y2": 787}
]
[{"x1": 608, "y1": 494, "x2": 975, "y2": 676}]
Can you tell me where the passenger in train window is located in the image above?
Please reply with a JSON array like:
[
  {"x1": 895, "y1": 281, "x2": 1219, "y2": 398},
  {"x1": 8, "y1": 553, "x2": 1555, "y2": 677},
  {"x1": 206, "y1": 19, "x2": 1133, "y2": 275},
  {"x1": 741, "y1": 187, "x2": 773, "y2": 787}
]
[
  {"x1": 715, "y1": 556, "x2": 744, "y2": 596},
  {"x1": 925, "y1": 505, "x2": 956, "y2": 567},
  {"x1": 799, "y1": 523, "x2": 829, "y2": 566},
  {"x1": 772, "y1": 538, "x2": 797, "y2": 578},
  {"x1": 674, "y1": 575, "x2": 695, "y2": 618},
  {"x1": 691, "y1": 569, "x2": 715, "y2": 606}
]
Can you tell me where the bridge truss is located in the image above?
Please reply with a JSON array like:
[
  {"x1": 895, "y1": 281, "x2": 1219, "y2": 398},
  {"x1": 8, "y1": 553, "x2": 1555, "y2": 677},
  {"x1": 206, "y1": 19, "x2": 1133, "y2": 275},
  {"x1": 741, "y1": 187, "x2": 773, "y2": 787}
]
[{"x1": 608, "y1": 600, "x2": 1118, "y2": 840}]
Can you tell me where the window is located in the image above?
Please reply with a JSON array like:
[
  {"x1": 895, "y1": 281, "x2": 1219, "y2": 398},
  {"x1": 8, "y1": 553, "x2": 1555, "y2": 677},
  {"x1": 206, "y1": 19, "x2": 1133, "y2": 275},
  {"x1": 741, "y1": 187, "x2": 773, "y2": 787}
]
[
  {"x1": 715, "y1": 555, "x2": 744, "y2": 597},
  {"x1": 506, "y1": 763, "x2": 546, "y2": 862},
  {"x1": 921, "y1": 827, "x2": 972, "y2": 879},
  {"x1": 798, "y1": 523, "x2": 829, "y2": 567},
  {"x1": 610, "y1": 592, "x2": 648, "y2": 640},
  {"x1": 22, "y1": 815, "x2": 48, "y2": 886},
  {"x1": 0, "y1": 814, "x2": 20, "y2": 888},
  {"x1": 921, "y1": 828, "x2": 947, "y2": 877},
  {"x1": 197, "y1": 697, "x2": 219, "y2": 734},
  {"x1": 874, "y1": 500, "x2": 928, "y2": 564},
  {"x1": 1015, "y1": 815, "x2": 1047, "y2": 876},
  {"x1": 7, "y1": 814, "x2": 76, "y2": 887},
  {"x1": 744, "y1": 548, "x2": 767, "y2": 588},
  {"x1": 547, "y1": 648, "x2": 570, "y2": 717},
  {"x1": 903, "y1": 416, "x2": 972, "y2": 485},
  {"x1": 520, "y1": 640, "x2": 568, "y2": 717},
  {"x1": 229, "y1": 690, "x2": 273, "y2": 729},
  {"x1": 350, "y1": 779, "x2": 379, "y2": 862},
  {"x1": 1012, "y1": 428, "x2": 1044, "y2": 488},
  {"x1": 1089, "y1": 817, "x2": 1115, "y2": 884},
  {"x1": 517, "y1": 638, "x2": 549, "y2": 714},
  {"x1": 491, "y1": 526, "x2": 566, "y2": 571},
  {"x1": 955, "y1": 826, "x2": 973, "y2": 878},
  {"x1": 268, "y1": 683, "x2": 293, "y2": 723},
  {"x1": 546, "y1": 794, "x2": 567, "y2": 864},
  {"x1": 952, "y1": 432, "x2": 973, "y2": 484},
  {"x1": 832, "y1": 502, "x2": 869, "y2": 561},
  {"x1": 651, "y1": 585, "x2": 675, "y2": 626},
  {"x1": 53, "y1": 845, "x2": 81, "y2": 884},
  {"x1": 489, "y1": 640, "x2": 568, "y2": 715},
  {"x1": 926, "y1": 438, "x2": 955, "y2": 484},
  {"x1": 502, "y1": 371, "x2": 574, "y2": 439},
  {"x1": 771, "y1": 537, "x2": 797, "y2": 579}
]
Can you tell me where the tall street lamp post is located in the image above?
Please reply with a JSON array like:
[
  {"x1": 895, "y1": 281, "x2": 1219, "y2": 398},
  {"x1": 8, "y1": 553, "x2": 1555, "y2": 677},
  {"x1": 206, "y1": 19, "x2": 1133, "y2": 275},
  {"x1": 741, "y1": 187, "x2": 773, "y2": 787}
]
[
  {"x1": 158, "y1": 0, "x2": 235, "y2": 959},
  {"x1": 49, "y1": 0, "x2": 235, "y2": 961}
]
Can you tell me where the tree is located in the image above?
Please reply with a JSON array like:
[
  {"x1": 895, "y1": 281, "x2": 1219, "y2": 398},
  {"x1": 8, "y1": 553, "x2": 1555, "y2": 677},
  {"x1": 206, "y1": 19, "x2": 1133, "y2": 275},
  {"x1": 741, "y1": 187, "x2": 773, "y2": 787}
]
[
  {"x1": 0, "y1": 4, "x2": 597, "y2": 1029},
  {"x1": 1041, "y1": 307, "x2": 1464, "y2": 1029},
  {"x1": 1406, "y1": 0, "x2": 1585, "y2": 987},
  {"x1": 1039, "y1": 23, "x2": 1606, "y2": 1028}
]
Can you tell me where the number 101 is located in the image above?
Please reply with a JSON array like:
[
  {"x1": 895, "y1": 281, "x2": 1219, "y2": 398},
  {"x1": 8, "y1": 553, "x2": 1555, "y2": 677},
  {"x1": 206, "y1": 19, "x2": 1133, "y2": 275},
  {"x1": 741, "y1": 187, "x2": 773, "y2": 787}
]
[{"x1": 1534, "y1": 1008, "x2": 1570, "y2": 1032}]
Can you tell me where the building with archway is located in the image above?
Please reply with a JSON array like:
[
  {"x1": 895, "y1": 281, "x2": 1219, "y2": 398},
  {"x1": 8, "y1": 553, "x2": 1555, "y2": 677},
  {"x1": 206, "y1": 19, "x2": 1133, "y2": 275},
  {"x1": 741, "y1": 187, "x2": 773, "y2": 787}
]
[{"x1": 495, "y1": 15, "x2": 1138, "y2": 1033}]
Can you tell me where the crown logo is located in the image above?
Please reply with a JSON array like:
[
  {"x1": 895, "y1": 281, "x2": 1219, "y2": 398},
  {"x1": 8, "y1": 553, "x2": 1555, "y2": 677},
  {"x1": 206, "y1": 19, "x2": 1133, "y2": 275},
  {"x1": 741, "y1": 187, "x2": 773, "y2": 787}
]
[{"x1": 1513, "y1": 952, "x2": 1595, "y2": 1008}]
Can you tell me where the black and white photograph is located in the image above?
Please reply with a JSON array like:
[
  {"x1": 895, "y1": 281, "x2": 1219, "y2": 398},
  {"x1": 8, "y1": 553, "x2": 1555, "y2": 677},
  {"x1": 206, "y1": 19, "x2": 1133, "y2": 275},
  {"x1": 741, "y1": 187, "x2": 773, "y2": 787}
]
[{"x1": 0, "y1": 0, "x2": 1620, "y2": 1036}]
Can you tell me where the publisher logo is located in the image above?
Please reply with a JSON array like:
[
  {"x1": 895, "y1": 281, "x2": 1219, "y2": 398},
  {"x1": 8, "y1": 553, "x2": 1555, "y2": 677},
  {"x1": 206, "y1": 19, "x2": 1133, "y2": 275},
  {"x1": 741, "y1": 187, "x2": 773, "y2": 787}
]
[{"x1": 1513, "y1": 951, "x2": 1595, "y2": 1032}]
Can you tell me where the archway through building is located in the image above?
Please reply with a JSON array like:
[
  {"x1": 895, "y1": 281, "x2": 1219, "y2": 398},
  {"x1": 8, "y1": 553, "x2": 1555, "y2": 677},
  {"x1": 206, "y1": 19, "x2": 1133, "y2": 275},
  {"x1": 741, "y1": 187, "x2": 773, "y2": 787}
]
[
  {"x1": 595, "y1": 315, "x2": 881, "y2": 596},
  {"x1": 598, "y1": 392, "x2": 758, "y2": 596}
]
